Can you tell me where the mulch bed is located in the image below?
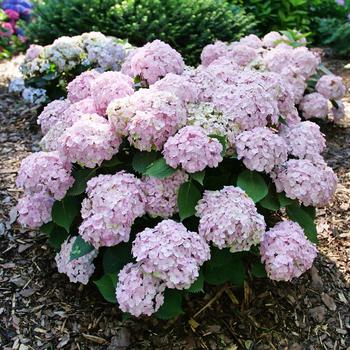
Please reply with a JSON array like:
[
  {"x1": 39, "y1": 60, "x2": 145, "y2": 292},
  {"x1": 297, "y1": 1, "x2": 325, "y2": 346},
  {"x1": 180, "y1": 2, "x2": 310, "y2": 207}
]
[{"x1": 0, "y1": 58, "x2": 349, "y2": 350}]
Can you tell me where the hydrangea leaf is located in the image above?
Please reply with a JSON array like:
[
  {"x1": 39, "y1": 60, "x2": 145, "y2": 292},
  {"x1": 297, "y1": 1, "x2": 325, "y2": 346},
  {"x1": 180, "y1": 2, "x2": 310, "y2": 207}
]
[
  {"x1": 67, "y1": 168, "x2": 97, "y2": 196},
  {"x1": 41, "y1": 222, "x2": 69, "y2": 250},
  {"x1": 277, "y1": 192, "x2": 298, "y2": 207},
  {"x1": 52, "y1": 196, "x2": 81, "y2": 232},
  {"x1": 259, "y1": 185, "x2": 280, "y2": 211},
  {"x1": 40, "y1": 222, "x2": 56, "y2": 235},
  {"x1": 190, "y1": 170, "x2": 205, "y2": 185},
  {"x1": 94, "y1": 273, "x2": 118, "y2": 304},
  {"x1": 210, "y1": 247, "x2": 234, "y2": 267},
  {"x1": 251, "y1": 261, "x2": 267, "y2": 278},
  {"x1": 155, "y1": 289, "x2": 183, "y2": 320},
  {"x1": 187, "y1": 270, "x2": 204, "y2": 293},
  {"x1": 70, "y1": 235, "x2": 94, "y2": 261},
  {"x1": 230, "y1": 258, "x2": 245, "y2": 287},
  {"x1": 102, "y1": 243, "x2": 133, "y2": 274},
  {"x1": 237, "y1": 170, "x2": 268, "y2": 203},
  {"x1": 286, "y1": 204, "x2": 318, "y2": 243},
  {"x1": 145, "y1": 157, "x2": 176, "y2": 178},
  {"x1": 177, "y1": 181, "x2": 202, "y2": 221},
  {"x1": 101, "y1": 157, "x2": 123, "y2": 168},
  {"x1": 132, "y1": 151, "x2": 158, "y2": 174}
]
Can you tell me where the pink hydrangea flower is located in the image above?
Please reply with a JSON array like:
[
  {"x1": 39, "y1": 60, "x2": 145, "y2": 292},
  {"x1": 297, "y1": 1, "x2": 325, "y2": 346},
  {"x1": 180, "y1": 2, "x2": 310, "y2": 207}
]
[
  {"x1": 235, "y1": 127, "x2": 288, "y2": 173},
  {"x1": 239, "y1": 34, "x2": 263, "y2": 49},
  {"x1": 55, "y1": 236, "x2": 98, "y2": 285},
  {"x1": 79, "y1": 172, "x2": 146, "y2": 248},
  {"x1": 272, "y1": 159, "x2": 337, "y2": 206},
  {"x1": 150, "y1": 73, "x2": 199, "y2": 103},
  {"x1": 262, "y1": 31, "x2": 284, "y2": 48},
  {"x1": 280, "y1": 68, "x2": 307, "y2": 104},
  {"x1": 25, "y1": 44, "x2": 44, "y2": 61},
  {"x1": 91, "y1": 71, "x2": 134, "y2": 115},
  {"x1": 316, "y1": 75, "x2": 346, "y2": 100},
  {"x1": 291, "y1": 47, "x2": 320, "y2": 79},
  {"x1": 37, "y1": 99, "x2": 71, "y2": 134},
  {"x1": 17, "y1": 192, "x2": 54, "y2": 229},
  {"x1": 108, "y1": 89, "x2": 187, "y2": 151},
  {"x1": 59, "y1": 114, "x2": 121, "y2": 168},
  {"x1": 299, "y1": 93, "x2": 329, "y2": 120},
  {"x1": 40, "y1": 121, "x2": 69, "y2": 152},
  {"x1": 225, "y1": 43, "x2": 258, "y2": 66},
  {"x1": 121, "y1": 40, "x2": 185, "y2": 85},
  {"x1": 196, "y1": 186, "x2": 266, "y2": 252},
  {"x1": 141, "y1": 170, "x2": 188, "y2": 218},
  {"x1": 279, "y1": 121, "x2": 326, "y2": 160},
  {"x1": 163, "y1": 126, "x2": 223, "y2": 173},
  {"x1": 260, "y1": 221, "x2": 317, "y2": 281},
  {"x1": 132, "y1": 219, "x2": 210, "y2": 289},
  {"x1": 200, "y1": 41, "x2": 228, "y2": 67},
  {"x1": 116, "y1": 263, "x2": 166, "y2": 317},
  {"x1": 16, "y1": 151, "x2": 74, "y2": 200},
  {"x1": 67, "y1": 70, "x2": 100, "y2": 103},
  {"x1": 5, "y1": 9, "x2": 19, "y2": 20}
]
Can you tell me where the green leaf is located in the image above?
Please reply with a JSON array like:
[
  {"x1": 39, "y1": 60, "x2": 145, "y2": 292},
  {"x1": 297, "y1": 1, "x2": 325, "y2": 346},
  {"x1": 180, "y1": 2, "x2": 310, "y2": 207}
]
[
  {"x1": 102, "y1": 243, "x2": 133, "y2": 274},
  {"x1": 277, "y1": 192, "x2": 297, "y2": 207},
  {"x1": 132, "y1": 151, "x2": 158, "y2": 174},
  {"x1": 209, "y1": 134, "x2": 227, "y2": 156},
  {"x1": 230, "y1": 258, "x2": 245, "y2": 287},
  {"x1": 52, "y1": 196, "x2": 81, "y2": 232},
  {"x1": 67, "y1": 168, "x2": 97, "y2": 196},
  {"x1": 210, "y1": 247, "x2": 233, "y2": 267},
  {"x1": 187, "y1": 270, "x2": 204, "y2": 293},
  {"x1": 70, "y1": 236, "x2": 95, "y2": 261},
  {"x1": 42, "y1": 223, "x2": 69, "y2": 250},
  {"x1": 40, "y1": 222, "x2": 55, "y2": 235},
  {"x1": 101, "y1": 157, "x2": 123, "y2": 168},
  {"x1": 145, "y1": 157, "x2": 176, "y2": 178},
  {"x1": 237, "y1": 170, "x2": 268, "y2": 203},
  {"x1": 177, "y1": 181, "x2": 202, "y2": 221},
  {"x1": 155, "y1": 289, "x2": 183, "y2": 320},
  {"x1": 191, "y1": 171, "x2": 205, "y2": 185},
  {"x1": 259, "y1": 185, "x2": 280, "y2": 211},
  {"x1": 251, "y1": 261, "x2": 267, "y2": 278},
  {"x1": 94, "y1": 273, "x2": 118, "y2": 303},
  {"x1": 286, "y1": 204, "x2": 318, "y2": 243}
]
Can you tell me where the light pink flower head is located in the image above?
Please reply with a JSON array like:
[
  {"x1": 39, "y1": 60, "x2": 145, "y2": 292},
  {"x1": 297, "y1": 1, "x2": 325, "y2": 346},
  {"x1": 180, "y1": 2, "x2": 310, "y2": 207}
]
[
  {"x1": 132, "y1": 219, "x2": 210, "y2": 289},
  {"x1": 196, "y1": 186, "x2": 266, "y2": 252},
  {"x1": 67, "y1": 70, "x2": 100, "y2": 103},
  {"x1": 316, "y1": 75, "x2": 346, "y2": 100},
  {"x1": 262, "y1": 31, "x2": 284, "y2": 48},
  {"x1": 37, "y1": 99, "x2": 71, "y2": 134},
  {"x1": 299, "y1": 93, "x2": 329, "y2": 120},
  {"x1": 17, "y1": 192, "x2": 54, "y2": 229},
  {"x1": 291, "y1": 47, "x2": 320, "y2": 79},
  {"x1": 25, "y1": 44, "x2": 44, "y2": 61},
  {"x1": 141, "y1": 170, "x2": 188, "y2": 218},
  {"x1": 235, "y1": 127, "x2": 288, "y2": 173},
  {"x1": 279, "y1": 121, "x2": 326, "y2": 161},
  {"x1": 239, "y1": 34, "x2": 263, "y2": 49},
  {"x1": 225, "y1": 43, "x2": 258, "y2": 66},
  {"x1": 260, "y1": 221, "x2": 317, "y2": 281},
  {"x1": 163, "y1": 125, "x2": 223, "y2": 173},
  {"x1": 116, "y1": 262, "x2": 166, "y2": 317},
  {"x1": 16, "y1": 151, "x2": 74, "y2": 200},
  {"x1": 55, "y1": 236, "x2": 98, "y2": 285},
  {"x1": 121, "y1": 40, "x2": 185, "y2": 85},
  {"x1": 272, "y1": 159, "x2": 337, "y2": 207},
  {"x1": 200, "y1": 41, "x2": 228, "y2": 67},
  {"x1": 108, "y1": 89, "x2": 187, "y2": 151},
  {"x1": 91, "y1": 71, "x2": 134, "y2": 115},
  {"x1": 79, "y1": 172, "x2": 146, "y2": 248},
  {"x1": 59, "y1": 114, "x2": 121, "y2": 168}
]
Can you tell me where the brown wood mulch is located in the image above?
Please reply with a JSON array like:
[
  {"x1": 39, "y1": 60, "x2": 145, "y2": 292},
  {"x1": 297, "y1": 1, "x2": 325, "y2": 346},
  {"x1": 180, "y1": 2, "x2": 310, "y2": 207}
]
[{"x1": 0, "y1": 58, "x2": 349, "y2": 350}]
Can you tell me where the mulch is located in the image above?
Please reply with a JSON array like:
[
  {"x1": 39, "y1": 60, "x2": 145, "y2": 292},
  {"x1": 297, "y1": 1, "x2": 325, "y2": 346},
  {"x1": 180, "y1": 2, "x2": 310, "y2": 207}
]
[{"x1": 0, "y1": 58, "x2": 349, "y2": 350}]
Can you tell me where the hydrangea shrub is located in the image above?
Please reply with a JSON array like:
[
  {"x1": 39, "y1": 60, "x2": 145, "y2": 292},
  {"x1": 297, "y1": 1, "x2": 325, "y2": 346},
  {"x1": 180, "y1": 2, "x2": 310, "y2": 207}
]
[{"x1": 16, "y1": 33, "x2": 343, "y2": 319}]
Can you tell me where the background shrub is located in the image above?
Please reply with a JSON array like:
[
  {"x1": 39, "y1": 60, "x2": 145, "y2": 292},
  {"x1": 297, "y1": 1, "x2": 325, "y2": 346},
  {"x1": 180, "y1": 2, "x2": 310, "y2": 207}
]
[{"x1": 25, "y1": 0, "x2": 256, "y2": 65}]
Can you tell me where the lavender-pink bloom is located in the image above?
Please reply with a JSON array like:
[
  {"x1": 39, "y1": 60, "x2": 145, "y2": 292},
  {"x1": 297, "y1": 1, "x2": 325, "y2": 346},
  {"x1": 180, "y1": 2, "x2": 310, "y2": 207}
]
[
  {"x1": 67, "y1": 70, "x2": 100, "y2": 103},
  {"x1": 299, "y1": 93, "x2": 329, "y2": 120},
  {"x1": 316, "y1": 75, "x2": 346, "y2": 100},
  {"x1": 132, "y1": 220, "x2": 210, "y2": 289},
  {"x1": 196, "y1": 186, "x2": 266, "y2": 252},
  {"x1": 260, "y1": 221, "x2": 317, "y2": 281},
  {"x1": 200, "y1": 41, "x2": 228, "y2": 67}
]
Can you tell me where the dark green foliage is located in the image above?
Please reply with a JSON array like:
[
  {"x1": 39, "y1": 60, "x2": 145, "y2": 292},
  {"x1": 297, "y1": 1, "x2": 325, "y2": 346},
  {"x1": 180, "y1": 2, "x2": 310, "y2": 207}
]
[{"x1": 25, "y1": 0, "x2": 256, "y2": 65}]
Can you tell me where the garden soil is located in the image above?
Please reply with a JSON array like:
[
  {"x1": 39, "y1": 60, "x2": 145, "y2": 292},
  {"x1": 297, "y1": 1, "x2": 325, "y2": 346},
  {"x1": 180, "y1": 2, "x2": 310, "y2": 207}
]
[{"x1": 0, "y1": 57, "x2": 349, "y2": 350}]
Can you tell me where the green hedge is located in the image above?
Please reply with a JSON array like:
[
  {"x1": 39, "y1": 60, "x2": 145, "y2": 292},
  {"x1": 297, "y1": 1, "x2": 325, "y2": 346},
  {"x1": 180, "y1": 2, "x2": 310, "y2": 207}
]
[{"x1": 25, "y1": 0, "x2": 256, "y2": 65}]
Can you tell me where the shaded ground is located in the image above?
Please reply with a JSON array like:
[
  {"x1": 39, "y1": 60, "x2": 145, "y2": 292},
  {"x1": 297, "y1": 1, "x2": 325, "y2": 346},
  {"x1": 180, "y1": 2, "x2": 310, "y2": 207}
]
[{"x1": 0, "y1": 58, "x2": 349, "y2": 350}]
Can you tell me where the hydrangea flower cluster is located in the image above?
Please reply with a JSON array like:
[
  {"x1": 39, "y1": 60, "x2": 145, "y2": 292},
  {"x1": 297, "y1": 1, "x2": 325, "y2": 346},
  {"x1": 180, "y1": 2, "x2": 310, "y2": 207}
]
[
  {"x1": 272, "y1": 159, "x2": 337, "y2": 206},
  {"x1": 141, "y1": 171, "x2": 188, "y2": 218},
  {"x1": 121, "y1": 39, "x2": 185, "y2": 85},
  {"x1": 260, "y1": 221, "x2": 317, "y2": 281},
  {"x1": 55, "y1": 236, "x2": 98, "y2": 285},
  {"x1": 315, "y1": 75, "x2": 346, "y2": 100},
  {"x1": 163, "y1": 126, "x2": 223, "y2": 173},
  {"x1": 299, "y1": 93, "x2": 329, "y2": 120},
  {"x1": 79, "y1": 172, "x2": 146, "y2": 248},
  {"x1": 67, "y1": 70, "x2": 100, "y2": 103},
  {"x1": 132, "y1": 220, "x2": 210, "y2": 289},
  {"x1": 59, "y1": 114, "x2": 122, "y2": 168},
  {"x1": 196, "y1": 187, "x2": 266, "y2": 252},
  {"x1": 235, "y1": 127, "x2": 288, "y2": 173}
]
